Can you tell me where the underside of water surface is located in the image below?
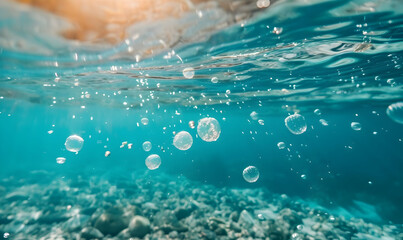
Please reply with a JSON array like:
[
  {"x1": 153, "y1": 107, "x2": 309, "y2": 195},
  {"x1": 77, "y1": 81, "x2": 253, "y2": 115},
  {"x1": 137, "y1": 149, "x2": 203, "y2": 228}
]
[{"x1": 0, "y1": 0, "x2": 403, "y2": 239}]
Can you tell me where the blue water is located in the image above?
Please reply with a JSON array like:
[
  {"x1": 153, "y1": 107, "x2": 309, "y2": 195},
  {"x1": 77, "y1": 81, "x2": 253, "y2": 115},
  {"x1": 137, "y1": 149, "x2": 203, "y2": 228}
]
[{"x1": 0, "y1": 0, "x2": 403, "y2": 238}]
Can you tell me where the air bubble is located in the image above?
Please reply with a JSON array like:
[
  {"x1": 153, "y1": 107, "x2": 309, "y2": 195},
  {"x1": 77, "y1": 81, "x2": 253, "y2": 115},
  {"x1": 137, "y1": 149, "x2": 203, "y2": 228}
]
[
  {"x1": 105, "y1": 151, "x2": 111, "y2": 157},
  {"x1": 250, "y1": 111, "x2": 259, "y2": 120},
  {"x1": 314, "y1": 109, "x2": 322, "y2": 116},
  {"x1": 197, "y1": 117, "x2": 221, "y2": 142},
  {"x1": 141, "y1": 118, "x2": 149, "y2": 125},
  {"x1": 277, "y1": 142, "x2": 286, "y2": 149},
  {"x1": 142, "y1": 141, "x2": 152, "y2": 151},
  {"x1": 386, "y1": 102, "x2": 403, "y2": 124},
  {"x1": 319, "y1": 119, "x2": 329, "y2": 126},
  {"x1": 211, "y1": 77, "x2": 218, "y2": 83},
  {"x1": 173, "y1": 131, "x2": 193, "y2": 151},
  {"x1": 351, "y1": 122, "x2": 362, "y2": 131},
  {"x1": 65, "y1": 135, "x2": 84, "y2": 153},
  {"x1": 243, "y1": 166, "x2": 260, "y2": 183},
  {"x1": 256, "y1": 0, "x2": 270, "y2": 8},
  {"x1": 285, "y1": 113, "x2": 307, "y2": 135},
  {"x1": 183, "y1": 68, "x2": 195, "y2": 79},
  {"x1": 189, "y1": 120, "x2": 195, "y2": 129},
  {"x1": 56, "y1": 157, "x2": 66, "y2": 164},
  {"x1": 145, "y1": 154, "x2": 161, "y2": 170}
]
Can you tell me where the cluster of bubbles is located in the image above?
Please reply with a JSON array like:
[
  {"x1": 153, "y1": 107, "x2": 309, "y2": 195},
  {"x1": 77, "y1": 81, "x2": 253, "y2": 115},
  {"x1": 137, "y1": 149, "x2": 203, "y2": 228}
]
[
  {"x1": 145, "y1": 154, "x2": 161, "y2": 170},
  {"x1": 243, "y1": 166, "x2": 260, "y2": 183},
  {"x1": 387, "y1": 102, "x2": 403, "y2": 124},
  {"x1": 285, "y1": 113, "x2": 307, "y2": 135},
  {"x1": 65, "y1": 135, "x2": 84, "y2": 153},
  {"x1": 56, "y1": 100, "x2": 403, "y2": 185},
  {"x1": 173, "y1": 131, "x2": 193, "y2": 151}
]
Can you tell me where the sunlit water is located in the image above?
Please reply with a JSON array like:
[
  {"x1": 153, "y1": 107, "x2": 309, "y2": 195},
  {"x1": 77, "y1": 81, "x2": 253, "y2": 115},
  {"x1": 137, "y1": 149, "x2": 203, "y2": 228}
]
[{"x1": 0, "y1": 0, "x2": 403, "y2": 239}]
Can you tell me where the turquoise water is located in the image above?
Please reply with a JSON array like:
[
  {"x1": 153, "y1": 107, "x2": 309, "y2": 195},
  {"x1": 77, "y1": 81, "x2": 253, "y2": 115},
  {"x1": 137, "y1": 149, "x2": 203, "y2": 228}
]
[{"x1": 1, "y1": 0, "x2": 403, "y2": 239}]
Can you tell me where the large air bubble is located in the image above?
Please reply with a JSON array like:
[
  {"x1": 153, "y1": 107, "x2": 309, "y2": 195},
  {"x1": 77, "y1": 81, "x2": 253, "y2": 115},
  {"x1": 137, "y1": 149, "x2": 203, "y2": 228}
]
[
  {"x1": 173, "y1": 131, "x2": 193, "y2": 151},
  {"x1": 145, "y1": 154, "x2": 161, "y2": 170},
  {"x1": 65, "y1": 135, "x2": 84, "y2": 153},
  {"x1": 197, "y1": 117, "x2": 221, "y2": 142},
  {"x1": 243, "y1": 166, "x2": 260, "y2": 183},
  {"x1": 386, "y1": 102, "x2": 403, "y2": 124},
  {"x1": 285, "y1": 113, "x2": 307, "y2": 135}
]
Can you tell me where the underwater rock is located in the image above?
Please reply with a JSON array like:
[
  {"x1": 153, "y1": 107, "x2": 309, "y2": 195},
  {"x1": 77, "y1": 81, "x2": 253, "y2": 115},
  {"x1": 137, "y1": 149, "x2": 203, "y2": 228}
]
[
  {"x1": 229, "y1": 221, "x2": 242, "y2": 233},
  {"x1": 64, "y1": 214, "x2": 90, "y2": 231},
  {"x1": 1, "y1": 172, "x2": 401, "y2": 240},
  {"x1": 0, "y1": 214, "x2": 13, "y2": 225},
  {"x1": 174, "y1": 206, "x2": 193, "y2": 220},
  {"x1": 94, "y1": 208, "x2": 127, "y2": 236},
  {"x1": 214, "y1": 226, "x2": 227, "y2": 236},
  {"x1": 238, "y1": 210, "x2": 255, "y2": 227},
  {"x1": 153, "y1": 209, "x2": 188, "y2": 233},
  {"x1": 128, "y1": 215, "x2": 151, "y2": 238},
  {"x1": 168, "y1": 230, "x2": 178, "y2": 238},
  {"x1": 159, "y1": 223, "x2": 188, "y2": 234},
  {"x1": 46, "y1": 189, "x2": 66, "y2": 205},
  {"x1": 80, "y1": 227, "x2": 104, "y2": 239},
  {"x1": 229, "y1": 211, "x2": 239, "y2": 222},
  {"x1": 279, "y1": 208, "x2": 303, "y2": 227},
  {"x1": 5, "y1": 192, "x2": 29, "y2": 202},
  {"x1": 201, "y1": 229, "x2": 216, "y2": 240},
  {"x1": 81, "y1": 207, "x2": 97, "y2": 216},
  {"x1": 38, "y1": 212, "x2": 69, "y2": 224}
]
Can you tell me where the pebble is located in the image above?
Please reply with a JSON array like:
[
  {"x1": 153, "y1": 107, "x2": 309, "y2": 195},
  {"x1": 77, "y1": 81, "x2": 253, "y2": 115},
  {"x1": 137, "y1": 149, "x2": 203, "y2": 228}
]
[
  {"x1": 129, "y1": 215, "x2": 151, "y2": 238},
  {"x1": 94, "y1": 208, "x2": 127, "y2": 236},
  {"x1": 80, "y1": 227, "x2": 104, "y2": 239},
  {"x1": 0, "y1": 171, "x2": 400, "y2": 240}
]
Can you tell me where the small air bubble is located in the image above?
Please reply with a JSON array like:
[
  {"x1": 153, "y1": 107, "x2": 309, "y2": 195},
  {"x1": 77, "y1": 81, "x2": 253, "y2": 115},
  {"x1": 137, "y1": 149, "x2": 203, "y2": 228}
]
[
  {"x1": 56, "y1": 157, "x2": 66, "y2": 164},
  {"x1": 183, "y1": 68, "x2": 195, "y2": 79},
  {"x1": 351, "y1": 122, "x2": 362, "y2": 131}
]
